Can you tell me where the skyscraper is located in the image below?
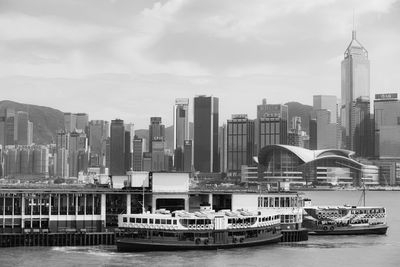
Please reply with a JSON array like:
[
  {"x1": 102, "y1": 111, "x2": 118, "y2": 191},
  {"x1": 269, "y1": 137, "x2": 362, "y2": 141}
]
[
  {"x1": 173, "y1": 98, "x2": 189, "y2": 150},
  {"x1": 15, "y1": 111, "x2": 33, "y2": 146},
  {"x1": 124, "y1": 123, "x2": 134, "y2": 172},
  {"x1": 64, "y1": 113, "x2": 77, "y2": 132},
  {"x1": 183, "y1": 140, "x2": 193, "y2": 172},
  {"x1": 311, "y1": 95, "x2": 340, "y2": 149},
  {"x1": 193, "y1": 95, "x2": 219, "y2": 173},
  {"x1": 148, "y1": 117, "x2": 165, "y2": 152},
  {"x1": 5, "y1": 109, "x2": 15, "y2": 145},
  {"x1": 173, "y1": 98, "x2": 189, "y2": 171},
  {"x1": 227, "y1": 114, "x2": 255, "y2": 177},
  {"x1": 88, "y1": 120, "x2": 109, "y2": 168},
  {"x1": 341, "y1": 29, "x2": 370, "y2": 151},
  {"x1": 64, "y1": 112, "x2": 89, "y2": 133},
  {"x1": 69, "y1": 130, "x2": 88, "y2": 177},
  {"x1": 110, "y1": 119, "x2": 125, "y2": 175},
  {"x1": 133, "y1": 137, "x2": 145, "y2": 171},
  {"x1": 374, "y1": 93, "x2": 400, "y2": 158},
  {"x1": 257, "y1": 102, "x2": 288, "y2": 150}
]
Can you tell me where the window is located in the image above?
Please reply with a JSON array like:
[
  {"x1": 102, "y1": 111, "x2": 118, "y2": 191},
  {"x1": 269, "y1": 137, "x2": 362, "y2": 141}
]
[
  {"x1": 130, "y1": 218, "x2": 135, "y2": 223},
  {"x1": 142, "y1": 218, "x2": 148, "y2": 224},
  {"x1": 150, "y1": 219, "x2": 154, "y2": 224},
  {"x1": 155, "y1": 219, "x2": 160, "y2": 224},
  {"x1": 161, "y1": 219, "x2": 166, "y2": 224},
  {"x1": 167, "y1": 220, "x2": 171, "y2": 225},
  {"x1": 123, "y1": 217, "x2": 127, "y2": 223},
  {"x1": 136, "y1": 218, "x2": 142, "y2": 223}
]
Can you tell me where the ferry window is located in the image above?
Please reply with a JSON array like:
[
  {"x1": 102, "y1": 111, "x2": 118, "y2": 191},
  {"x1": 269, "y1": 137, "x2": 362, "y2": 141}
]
[
  {"x1": 206, "y1": 219, "x2": 211, "y2": 224},
  {"x1": 258, "y1": 197, "x2": 262, "y2": 207},
  {"x1": 264, "y1": 197, "x2": 268, "y2": 207},
  {"x1": 173, "y1": 220, "x2": 177, "y2": 225},
  {"x1": 269, "y1": 197, "x2": 274, "y2": 207},
  {"x1": 228, "y1": 219, "x2": 232, "y2": 224},
  {"x1": 150, "y1": 219, "x2": 154, "y2": 224},
  {"x1": 155, "y1": 219, "x2": 160, "y2": 224},
  {"x1": 130, "y1": 218, "x2": 135, "y2": 223},
  {"x1": 123, "y1": 217, "x2": 127, "y2": 222},
  {"x1": 275, "y1": 198, "x2": 279, "y2": 207},
  {"x1": 280, "y1": 198, "x2": 285, "y2": 207},
  {"x1": 285, "y1": 215, "x2": 289, "y2": 223},
  {"x1": 142, "y1": 218, "x2": 148, "y2": 224},
  {"x1": 167, "y1": 220, "x2": 171, "y2": 225},
  {"x1": 136, "y1": 218, "x2": 142, "y2": 223},
  {"x1": 161, "y1": 219, "x2": 166, "y2": 224}
]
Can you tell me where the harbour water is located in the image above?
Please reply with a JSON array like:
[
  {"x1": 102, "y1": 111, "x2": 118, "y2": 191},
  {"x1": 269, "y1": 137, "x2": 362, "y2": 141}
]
[{"x1": 1, "y1": 191, "x2": 399, "y2": 267}]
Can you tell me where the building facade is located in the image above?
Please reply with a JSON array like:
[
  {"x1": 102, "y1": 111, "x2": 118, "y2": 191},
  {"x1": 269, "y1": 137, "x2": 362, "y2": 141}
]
[
  {"x1": 193, "y1": 96, "x2": 219, "y2": 173},
  {"x1": 257, "y1": 103, "x2": 288, "y2": 152},
  {"x1": 88, "y1": 120, "x2": 109, "y2": 168},
  {"x1": 226, "y1": 114, "x2": 255, "y2": 177},
  {"x1": 257, "y1": 145, "x2": 379, "y2": 186},
  {"x1": 110, "y1": 119, "x2": 125, "y2": 176},
  {"x1": 341, "y1": 29, "x2": 370, "y2": 152},
  {"x1": 374, "y1": 93, "x2": 400, "y2": 158}
]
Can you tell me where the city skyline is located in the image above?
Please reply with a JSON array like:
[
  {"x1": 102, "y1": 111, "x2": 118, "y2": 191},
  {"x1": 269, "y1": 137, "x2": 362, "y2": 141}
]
[{"x1": 1, "y1": 0, "x2": 400, "y2": 129}]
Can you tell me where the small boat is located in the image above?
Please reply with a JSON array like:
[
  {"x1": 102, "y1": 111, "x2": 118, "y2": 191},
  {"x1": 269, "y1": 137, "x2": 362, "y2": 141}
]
[
  {"x1": 302, "y1": 205, "x2": 388, "y2": 235},
  {"x1": 116, "y1": 206, "x2": 282, "y2": 252}
]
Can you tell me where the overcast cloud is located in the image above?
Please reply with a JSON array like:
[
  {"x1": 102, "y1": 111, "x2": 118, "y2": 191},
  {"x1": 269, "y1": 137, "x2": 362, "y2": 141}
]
[{"x1": 0, "y1": 0, "x2": 399, "y2": 128}]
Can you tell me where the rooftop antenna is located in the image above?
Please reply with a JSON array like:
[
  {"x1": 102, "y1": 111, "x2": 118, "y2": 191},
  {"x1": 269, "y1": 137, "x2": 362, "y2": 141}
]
[{"x1": 352, "y1": 9, "x2": 356, "y2": 40}]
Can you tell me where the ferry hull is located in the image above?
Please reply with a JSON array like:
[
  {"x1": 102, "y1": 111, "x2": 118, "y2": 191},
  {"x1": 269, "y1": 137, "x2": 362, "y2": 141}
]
[
  {"x1": 309, "y1": 225, "x2": 388, "y2": 235},
  {"x1": 116, "y1": 234, "x2": 282, "y2": 252}
]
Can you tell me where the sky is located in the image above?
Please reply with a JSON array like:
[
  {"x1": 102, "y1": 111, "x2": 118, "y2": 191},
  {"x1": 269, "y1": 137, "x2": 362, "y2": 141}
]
[{"x1": 0, "y1": 0, "x2": 399, "y2": 129}]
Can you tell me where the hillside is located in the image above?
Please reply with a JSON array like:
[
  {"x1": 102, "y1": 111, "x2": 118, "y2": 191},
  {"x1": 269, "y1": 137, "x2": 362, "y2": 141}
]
[
  {"x1": 0, "y1": 100, "x2": 64, "y2": 144},
  {"x1": 285, "y1": 101, "x2": 313, "y2": 133}
]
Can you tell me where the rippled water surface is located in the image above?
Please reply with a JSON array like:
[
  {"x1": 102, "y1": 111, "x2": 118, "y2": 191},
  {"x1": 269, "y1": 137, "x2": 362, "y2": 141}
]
[{"x1": 1, "y1": 191, "x2": 399, "y2": 267}]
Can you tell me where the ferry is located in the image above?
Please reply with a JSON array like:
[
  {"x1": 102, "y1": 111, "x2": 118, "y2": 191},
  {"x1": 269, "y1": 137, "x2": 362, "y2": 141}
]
[
  {"x1": 116, "y1": 206, "x2": 282, "y2": 251},
  {"x1": 302, "y1": 206, "x2": 388, "y2": 235}
]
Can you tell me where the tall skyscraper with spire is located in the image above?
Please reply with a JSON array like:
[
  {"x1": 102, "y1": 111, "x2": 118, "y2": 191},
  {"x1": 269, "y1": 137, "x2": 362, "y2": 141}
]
[{"x1": 341, "y1": 27, "x2": 371, "y2": 154}]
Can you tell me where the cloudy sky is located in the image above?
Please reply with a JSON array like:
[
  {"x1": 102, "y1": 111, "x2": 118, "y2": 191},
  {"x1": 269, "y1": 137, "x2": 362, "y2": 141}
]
[{"x1": 0, "y1": 0, "x2": 399, "y2": 129}]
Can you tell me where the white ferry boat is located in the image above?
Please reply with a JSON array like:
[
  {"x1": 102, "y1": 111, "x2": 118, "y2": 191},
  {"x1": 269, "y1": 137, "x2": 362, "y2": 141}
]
[
  {"x1": 303, "y1": 206, "x2": 388, "y2": 235},
  {"x1": 116, "y1": 206, "x2": 282, "y2": 251}
]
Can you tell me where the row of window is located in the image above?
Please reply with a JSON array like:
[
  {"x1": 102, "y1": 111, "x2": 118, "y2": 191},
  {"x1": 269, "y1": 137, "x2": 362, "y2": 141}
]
[
  {"x1": 258, "y1": 215, "x2": 279, "y2": 222},
  {"x1": 257, "y1": 197, "x2": 299, "y2": 208},
  {"x1": 123, "y1": 217, "x2": 178, "y2": 225},
  {"x1": 350, "y1": 209, "x2": 385, "y2": 214}
]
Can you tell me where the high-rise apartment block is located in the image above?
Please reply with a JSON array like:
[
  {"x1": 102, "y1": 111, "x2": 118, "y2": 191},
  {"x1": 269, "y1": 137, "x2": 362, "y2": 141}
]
[
  {"x1": 193, "y1": 95, "x2": 219, "y2": 173},
  {"x1": 64, "y1": 113, "x2": 89, "y2": 133},
  {"x1": 0, "y1": 109, "x2": 33, "y2": 146},
  {"x1": 3, "y1": 146, "x2": 49, "y2": 178},
  {"x1": 227, "y1": 114, "x2": 255, "y2": 177},
  {"x1": 15, "y1": 111, "x2": 33, "y2": 145}
]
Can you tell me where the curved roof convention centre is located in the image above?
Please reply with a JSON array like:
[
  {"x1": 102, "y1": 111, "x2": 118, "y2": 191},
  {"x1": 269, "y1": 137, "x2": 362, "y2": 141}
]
[{"x1": 258, "y1": 144, "x2": 362, "y2": 167}]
